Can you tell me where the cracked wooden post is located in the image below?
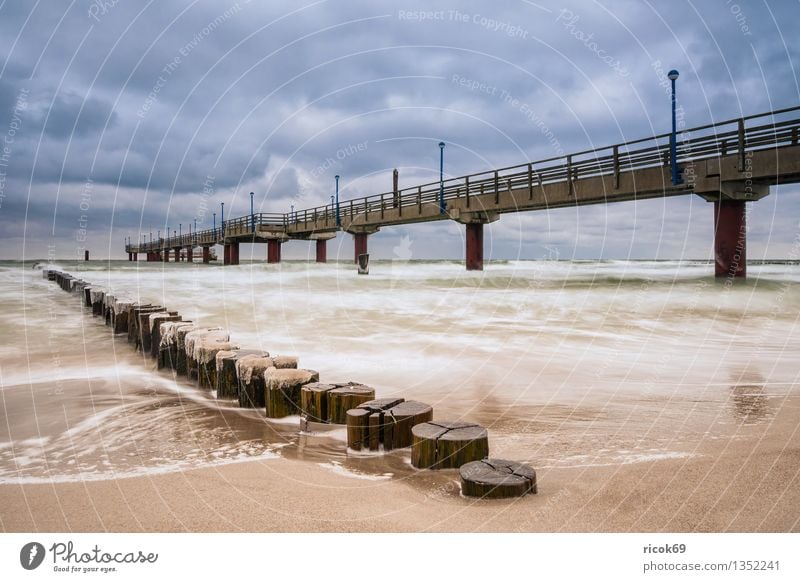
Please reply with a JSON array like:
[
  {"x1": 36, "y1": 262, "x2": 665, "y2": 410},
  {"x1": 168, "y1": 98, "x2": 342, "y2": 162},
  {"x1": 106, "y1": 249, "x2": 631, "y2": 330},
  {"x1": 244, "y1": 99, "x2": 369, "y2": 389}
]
[
  {"x1": 174, "y1": 324, "x2": 198, "y2": 376},
  {"x1": 411, "y1": 421, "x2": 488, "y2": 469},
  {"x1": 300, "y1": 383, "x2": 375, "y2": 425},
  {"x1": 236, "y1": 355, "x2": 274, "y2": 408},
  {"x1": 346, "y1": 398, "x2": 432, "y2": 451},
  {"x1": 137, "y1": 307, "x2": 167, "y2": 353},
  {"x1": 264, "y1": 368, "x2": 319, "y2": 418},
  {"x1": 158, "y1": 322, "x2": 193, "y2": 370},
  {"x1": 112, "y1": 299, "x2": 134, "y2": 334},
  {"x1": 190, "y1": 331, "x2": 238, "y2": 389},
  {"x1": 149, "y1": 313, "x2": 182, "y2": 359},
  {"x1": 215, "y1": 349, "x2": 270, "y2": 399},
  {"x1": 329, "y1": 384, "x2": 375, "y2": 423},
  {"x1": 460, "y1": 459, "x2": 537, "y2": 498},
  {"x1": 184, "y1": 328, "x2": 228, "y2": 385},
  {"x1": 300, "y1": 383, "x2": 338, "y2": 423}
]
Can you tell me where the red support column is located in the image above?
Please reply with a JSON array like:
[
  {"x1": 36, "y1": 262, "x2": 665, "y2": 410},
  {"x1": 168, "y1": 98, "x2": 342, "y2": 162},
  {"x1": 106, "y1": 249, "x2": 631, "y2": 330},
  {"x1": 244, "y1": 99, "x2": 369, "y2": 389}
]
[
  {"x1": 223, "y1": 244, "x2": 231, "y2": 265},
  {"x1": 267, "y1": 239, "x2": 282, "y2": 263},
  {"x1": 315, "y1": 239, "x2": 327, "y2": 263},
  {"x1": 128, "y1": 253, "x2": 132, "y2": 261},
  {"x1": 187, "y1": 247, "x2": 193, "y2": 263},
  {"x1": 230, "y1": 242, "x2": 240, "y2": 265},
  {"x1": 163, "y1": 249, "x2": 170, "y2": 262},
  {"x1": 465, "y1": 223, "x2": 484, "y2": 271},
  {"x1": 85, "y1": 250, "x2": 90, "y2": 261},
  {"x1": 132, "y1": 252, "x2": 137, "y2": 262},
  {"x1": 714, "y1": 199, "x2": 747, "y2": 278},
  {"x1": 174, "y1": 248, "x2": 181, "y2": 262},
  {"x1": 202, "y1": 246, "x2": 210, "y2": 264},
  {"x1": 354, "y1": 233, "x2": 368, "y2": 264}
]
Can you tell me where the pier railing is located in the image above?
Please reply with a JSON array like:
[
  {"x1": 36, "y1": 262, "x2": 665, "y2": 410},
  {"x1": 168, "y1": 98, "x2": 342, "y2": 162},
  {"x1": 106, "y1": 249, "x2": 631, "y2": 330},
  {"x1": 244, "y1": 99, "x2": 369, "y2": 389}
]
[
  {"x1": 288, "y1": 105, "x2": 800, "y2": 227},
  {"x1": 126, "y1": 105, "x2": 800, "y2": 253}
]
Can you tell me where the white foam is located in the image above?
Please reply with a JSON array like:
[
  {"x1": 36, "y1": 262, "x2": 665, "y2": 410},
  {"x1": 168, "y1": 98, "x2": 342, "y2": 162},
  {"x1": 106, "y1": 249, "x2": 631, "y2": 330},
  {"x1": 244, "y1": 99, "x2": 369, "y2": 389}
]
[{"x1": 317, "y1": 460, "x2": 392, "y2": 481}]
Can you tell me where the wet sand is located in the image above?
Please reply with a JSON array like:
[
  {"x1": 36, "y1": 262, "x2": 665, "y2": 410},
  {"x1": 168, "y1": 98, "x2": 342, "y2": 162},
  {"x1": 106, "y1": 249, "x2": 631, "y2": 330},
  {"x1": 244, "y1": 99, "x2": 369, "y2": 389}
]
[{"x1": 2, "y1": 396, "x2": 798, "y2": 533}]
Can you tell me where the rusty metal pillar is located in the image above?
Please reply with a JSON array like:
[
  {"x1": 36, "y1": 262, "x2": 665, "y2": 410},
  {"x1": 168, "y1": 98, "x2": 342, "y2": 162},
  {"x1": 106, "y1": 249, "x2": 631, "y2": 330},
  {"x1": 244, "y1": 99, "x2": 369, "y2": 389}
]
[
  {"x1": 230, "y1": 242, "x2": 240, "y2": 265},
  {"x1": 267, "y1": 239, "x2": 282, "y2": 263},
  {"x1": 315, "y1": 239, "x2": 327, "y2": 263},
  {"x1": 128, "y1": 253, "x2": 132, "y2": 261},
  {"x1": 354, "y1": 232, "x2": 368, "y2": 264},
  {"x1": 202, "y1": 246, "x2": 210, "y2": 264},
  {"x1": 132, "y1": 252, "x2": 137, "y2": 261},
  {"x1": 186, "y1": 247, "x2": 193, "y2": 263},
  {"x1": 163, "y1": 249, "x2": 170, "y2": 262},
  {"x1": 714, "y1": 199, "x2": 746, "y2": 278},
  {"x1": 173, "y1": 248, "x2": 181, "y2": 262},
  {"x1": 465, "y1": 223, "x2": 484, "y2": 271},
  {"x1": 85, "y1": 250, "x2": 90, "y2": 261}
]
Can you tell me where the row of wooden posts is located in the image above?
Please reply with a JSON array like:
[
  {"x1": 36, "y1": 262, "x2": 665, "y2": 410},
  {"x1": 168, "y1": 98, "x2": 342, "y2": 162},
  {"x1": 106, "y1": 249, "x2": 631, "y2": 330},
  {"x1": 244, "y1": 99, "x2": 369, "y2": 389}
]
[{"x1": 44, "y1": 268, "x2": 536, "y2": 498}]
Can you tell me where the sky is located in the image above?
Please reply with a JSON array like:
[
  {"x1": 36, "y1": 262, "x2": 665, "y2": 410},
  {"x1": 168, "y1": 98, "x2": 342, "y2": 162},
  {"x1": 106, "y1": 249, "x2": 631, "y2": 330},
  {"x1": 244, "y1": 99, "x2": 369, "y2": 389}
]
[{"x1": 0, "y1": 0, "x2": 798, "y2": 261}]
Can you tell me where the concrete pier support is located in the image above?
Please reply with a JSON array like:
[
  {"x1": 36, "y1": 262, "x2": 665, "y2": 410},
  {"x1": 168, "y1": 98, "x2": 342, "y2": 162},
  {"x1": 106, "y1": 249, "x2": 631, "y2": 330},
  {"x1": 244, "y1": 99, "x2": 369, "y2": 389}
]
[
  {"x1": 354, "y1": 232, "x2": 368, "y2": 264},
  {"x1": 163, "y1": 249, "x2": 170, "y2": 262},
  {"x1": 202, "y1": 246, "x2": 210, "y2": 264},
  {"x1": 173, "y1": 248, "x2": 181, "y2": 262},
  {"x1": 224, "y1": 243, "x2": 239, "y2": 265},
  {"x1": 714, "y1": 199, "x2": 747, "y2": 278},
  {"x1": 451, "y1": 210, "x2": 498, "y2": 271},
  {"x1": 186, "y1": 247, "x2": 193, "y2": 263},
  {"x1": 315, "y1": 239, "x2": 327, "y2": 263},
  {"x1": 267, "y1": 239, "x2": 282, "y2": 263},
  {"x1": 128, "y1": 253, "x2": 132, "y2": 261},
  {"x1": 465, "y1": 223, "x2": 484, "y2": 271}
]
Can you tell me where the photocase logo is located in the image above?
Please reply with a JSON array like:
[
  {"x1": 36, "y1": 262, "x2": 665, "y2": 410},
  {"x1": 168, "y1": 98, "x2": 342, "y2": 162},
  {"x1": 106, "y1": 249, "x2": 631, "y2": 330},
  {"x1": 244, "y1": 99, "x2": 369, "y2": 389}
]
[{"x1": 19, "y1": 542, "x2": 45, "y2": 570}]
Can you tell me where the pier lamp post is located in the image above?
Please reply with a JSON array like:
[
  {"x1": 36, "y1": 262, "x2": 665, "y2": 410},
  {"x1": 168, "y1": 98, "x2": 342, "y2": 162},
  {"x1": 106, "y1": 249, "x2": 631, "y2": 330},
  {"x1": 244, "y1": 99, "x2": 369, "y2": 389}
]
[
  {"x1": 158, "y1": 230, "x2": 160, "y2": 243},
  {"x1": 335, "y1": 175, "x2": 341, "y2": 227},
  {"x1": 179, "y1": 223, "x2": 182, "y2": 239},
  {"x1": 291, "y1": 204, "x2": 294, "y2": 221},
  {"x1": 439, "y1": 141, "x2": 446, "y2": 214},
  {"x1": 250, "y1": 191, "x2": 255, "y2": 233},
  {"x1": 220, "y1": 202, "x2": 225, "y2": 237},
  {"x1": 668, "y1": 69, "x2": 682, "y2": 186},
  {"x1": 213, "y1": 213, "x2": 216, "y2": 238},
  {"x1": 194, "y1": 218, "x2": 197, "y2": 236}
]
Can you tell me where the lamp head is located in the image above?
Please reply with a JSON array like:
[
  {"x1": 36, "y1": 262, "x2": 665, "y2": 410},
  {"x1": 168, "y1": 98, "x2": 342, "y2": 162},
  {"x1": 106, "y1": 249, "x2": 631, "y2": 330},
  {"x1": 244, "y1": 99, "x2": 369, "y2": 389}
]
[
  {"x1": 439, "y1": 141, "x2": 445, "y2": 149},
  {"x1": 667, "y1": 69, "x2": 679, "y2": 81}
]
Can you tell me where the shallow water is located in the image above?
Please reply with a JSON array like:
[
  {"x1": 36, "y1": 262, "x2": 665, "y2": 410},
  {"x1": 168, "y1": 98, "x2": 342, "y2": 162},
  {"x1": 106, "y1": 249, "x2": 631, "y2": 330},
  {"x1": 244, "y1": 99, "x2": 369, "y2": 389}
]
[{"x1": 0, "y1": 259, "x2": 798, "y2": 484}]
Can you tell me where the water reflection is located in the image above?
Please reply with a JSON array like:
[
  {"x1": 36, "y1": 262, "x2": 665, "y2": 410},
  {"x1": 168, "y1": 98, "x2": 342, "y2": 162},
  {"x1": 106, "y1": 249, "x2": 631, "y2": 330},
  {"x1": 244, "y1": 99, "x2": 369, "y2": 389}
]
[{"x1": 730, "y1": 384, "x2": 769, "y2": 424}]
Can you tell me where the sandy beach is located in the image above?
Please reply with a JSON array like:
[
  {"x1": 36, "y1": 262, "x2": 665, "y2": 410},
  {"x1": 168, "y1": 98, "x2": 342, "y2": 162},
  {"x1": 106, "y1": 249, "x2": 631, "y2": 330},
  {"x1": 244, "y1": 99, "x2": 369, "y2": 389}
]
[{"x1": 2, "y1": 394, "x2": 798, "y2": 533}]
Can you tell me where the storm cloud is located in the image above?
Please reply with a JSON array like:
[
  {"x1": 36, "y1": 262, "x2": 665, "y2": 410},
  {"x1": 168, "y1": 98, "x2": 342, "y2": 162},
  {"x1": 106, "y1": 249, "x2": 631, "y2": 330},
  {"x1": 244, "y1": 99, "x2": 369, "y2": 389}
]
[{"x1": 0, "y1": 0, "x2": 798, "y2": 260}]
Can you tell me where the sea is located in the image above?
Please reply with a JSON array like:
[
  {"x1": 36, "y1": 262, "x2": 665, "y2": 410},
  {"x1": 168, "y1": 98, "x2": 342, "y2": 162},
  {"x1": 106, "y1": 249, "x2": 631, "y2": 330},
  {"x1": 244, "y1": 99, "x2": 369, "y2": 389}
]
[{"x1": 1, "y1": 259, "x2": 798, "y2": 484}]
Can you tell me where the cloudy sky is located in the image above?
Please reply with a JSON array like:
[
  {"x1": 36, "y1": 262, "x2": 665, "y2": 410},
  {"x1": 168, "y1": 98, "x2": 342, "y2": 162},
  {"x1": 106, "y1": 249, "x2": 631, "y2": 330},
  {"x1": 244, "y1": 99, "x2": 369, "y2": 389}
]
[{"x1": 0, "y1": 0, "x2": 798, "y2": 261}]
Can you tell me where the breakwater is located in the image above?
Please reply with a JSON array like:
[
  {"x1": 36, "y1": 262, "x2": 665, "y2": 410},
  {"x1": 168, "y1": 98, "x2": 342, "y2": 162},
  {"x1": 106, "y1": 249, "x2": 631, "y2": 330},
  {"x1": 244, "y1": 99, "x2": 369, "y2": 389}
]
[{"x1": 44, "y1": 268, "x2": 537, "y2": 498}]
